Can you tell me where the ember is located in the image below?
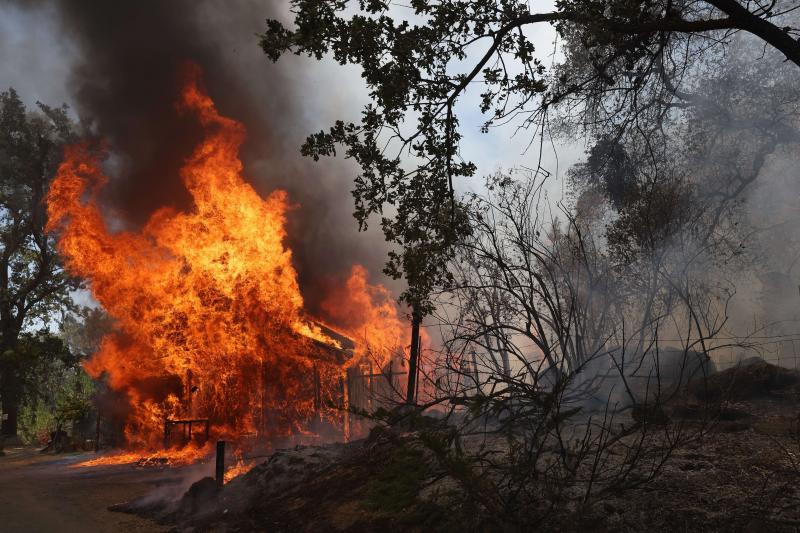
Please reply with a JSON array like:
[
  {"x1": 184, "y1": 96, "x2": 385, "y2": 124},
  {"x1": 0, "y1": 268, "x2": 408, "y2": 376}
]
[
  {"x1": 47, "y1": 64, "x2": 407, "y2": 459},
  {"x1": 224, "y1": 454, "x2": 256, "y2": 484}
]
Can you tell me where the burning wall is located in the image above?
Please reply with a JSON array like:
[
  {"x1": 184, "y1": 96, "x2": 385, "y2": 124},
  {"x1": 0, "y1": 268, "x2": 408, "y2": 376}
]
[{"x1": 46, "y1": 65, "x2": 407, "y2": 451}]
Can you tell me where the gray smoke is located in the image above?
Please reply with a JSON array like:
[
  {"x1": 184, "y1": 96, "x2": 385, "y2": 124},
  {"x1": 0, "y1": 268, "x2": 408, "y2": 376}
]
[{"x1": 5, "y1": 0, "x2": 391, "y2": 314}]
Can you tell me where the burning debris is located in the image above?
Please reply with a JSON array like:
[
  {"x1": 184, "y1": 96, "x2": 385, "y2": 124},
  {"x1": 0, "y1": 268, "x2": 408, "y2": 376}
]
[{"x1": 46, "y1": 64, "x2": 407, "y2": 458}]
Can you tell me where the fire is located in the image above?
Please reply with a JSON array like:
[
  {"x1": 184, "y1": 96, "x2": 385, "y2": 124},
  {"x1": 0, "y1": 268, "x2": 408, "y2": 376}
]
[
  {"x1": 321, "y1": 265, "x2": 420, "y2": 366},
  {"x1": 224, "y1": 453, "x2": 257, "y2": 483},
  {"x1": 75, "y1": 442, "x2": 211, "y2": 468},
  {"x1": 47, "y1": 64, "x2": 407, "y2": 455}
]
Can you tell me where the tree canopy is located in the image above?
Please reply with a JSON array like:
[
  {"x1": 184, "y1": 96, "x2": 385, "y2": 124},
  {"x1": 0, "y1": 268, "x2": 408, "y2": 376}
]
[
  {"x1": 261, "y1": 0, "x2": 800, "y2": 315},
  {"x1": 0, "y1": 88, "x2": 80, "y2": 437}
]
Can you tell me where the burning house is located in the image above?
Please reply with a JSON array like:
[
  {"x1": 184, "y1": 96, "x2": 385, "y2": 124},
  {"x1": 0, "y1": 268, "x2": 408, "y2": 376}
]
[{"x1": 45, "y1": 65, "x2": 408, "y2": 458}]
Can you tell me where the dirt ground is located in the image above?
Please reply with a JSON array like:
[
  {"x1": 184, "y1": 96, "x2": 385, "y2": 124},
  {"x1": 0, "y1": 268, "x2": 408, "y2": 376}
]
[
  {"x1": 167, "y1": 362, "x2": 800, "y2": 532},
  {"x1": 0, "y1": 446, "x2": 184, "y2": 533}
]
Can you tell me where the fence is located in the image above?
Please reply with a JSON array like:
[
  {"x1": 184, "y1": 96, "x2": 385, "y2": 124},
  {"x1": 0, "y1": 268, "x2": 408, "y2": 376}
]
[
  {"x1": 346, "y1": 357, "x2": 407, "y2": 413},
  {"x1": 713, "y1": 338, "x2": 800, "y2": 371}
]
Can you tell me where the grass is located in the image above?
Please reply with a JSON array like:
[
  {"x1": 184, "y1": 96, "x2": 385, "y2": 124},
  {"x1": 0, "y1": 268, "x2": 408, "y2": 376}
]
[{"x1": 364, "y1": 444, "x2": 428, "y2": 514}]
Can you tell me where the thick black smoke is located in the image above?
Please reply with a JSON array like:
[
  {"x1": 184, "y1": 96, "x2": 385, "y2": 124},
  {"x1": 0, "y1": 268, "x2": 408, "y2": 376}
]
[{"x1": 24, "y1": 0, "x2": 390, "y2": 313}]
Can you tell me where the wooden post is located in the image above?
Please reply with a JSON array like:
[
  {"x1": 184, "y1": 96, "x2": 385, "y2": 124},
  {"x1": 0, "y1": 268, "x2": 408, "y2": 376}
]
[
  {"x1": 387, "y1": 359, "x2": 396, "y2": 402},
  {"x1": 313, "y1": 362, "x2": 321, "y2": 416},
  {"x1": 368, "y1": 362, "x2": 374, "y2": 412},
  {"x1": 215, "y1": 440, "x2": 226, "y2": 489},
  {"x1": 186, "y1": 369, "x2": 193, "y2": 416},
  {"x1": 260, "y1": 357, "x2": 266, "y2": 439},
  {"x1": 94, "y1": 412, "x2": 101, "y2": 452},
  {"x1": 340, "y1": 375, "x2": 350, "y2": 442},
  {"x1": 406, "y1": 314, "x2": 421, "y2": 405},
  {"x1": 164, "y1": 420, "x2": 170, "y2": 450}
]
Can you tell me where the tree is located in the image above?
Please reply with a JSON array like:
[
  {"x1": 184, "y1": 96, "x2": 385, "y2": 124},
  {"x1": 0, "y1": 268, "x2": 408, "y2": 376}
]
[
  {"x1": 14, "y1": 329, "x2": 89, "y2": 445},
  {"x1": 60, "y1": 306, "x2": 115, "y2": 359},
  {"x1": 419, "y1": 169, "x2": 729, "y2": 527},
  {"x1": 567, "y1": 31, "x2": 800, "y2": 305},
  {"x1": 260, "y1": 2, "x2": 800, "y2": 395},
  {"x1": 0, "y1": 89, "x2": 79, "y2": 438}
]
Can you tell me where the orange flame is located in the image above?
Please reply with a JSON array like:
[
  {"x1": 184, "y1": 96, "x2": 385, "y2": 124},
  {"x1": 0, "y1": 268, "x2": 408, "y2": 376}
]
[
  {"x1": 75, "y1": 442, "x2": 211, "y2": 468},
  {"x1": 47, "y1": 65, "x2": 407, "y2": 454},
  {"x1": 321, "y1": 265, "x2": 409, "y2": 365},
  {"x1": 224, "y1": 452, "x2": 256, "y2": 483}
]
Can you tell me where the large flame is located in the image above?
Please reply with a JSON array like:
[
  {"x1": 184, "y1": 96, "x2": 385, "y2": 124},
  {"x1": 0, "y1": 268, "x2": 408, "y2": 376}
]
[
  {"x1": 321, "y1": 265, "x2": 408, "y2": 362},
  {"x1": 47, "y1": 65, "x2": 406, "y2": 452}
]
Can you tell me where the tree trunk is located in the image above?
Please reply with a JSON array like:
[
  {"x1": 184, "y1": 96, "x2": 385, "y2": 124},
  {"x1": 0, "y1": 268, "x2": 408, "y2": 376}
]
[
  {"x1": 0, "y1": 329, "x2": 23, "y2": 439},
  {"x1": 406, "y1": 314, "x2": 421, "y2": 405},
  {"x1": 0, "y1": 384, "x2": 19, "y2": 437}
]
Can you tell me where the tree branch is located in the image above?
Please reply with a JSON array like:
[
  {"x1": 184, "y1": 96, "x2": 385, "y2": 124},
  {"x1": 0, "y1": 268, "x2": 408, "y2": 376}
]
[{"x1": 705, "y1": 0, "x2": 800, "y2": 67}]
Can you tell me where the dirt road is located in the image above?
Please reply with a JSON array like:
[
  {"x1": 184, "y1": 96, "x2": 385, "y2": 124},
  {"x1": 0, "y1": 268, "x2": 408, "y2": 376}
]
[{"x1": 0, "y1": 446, "x2": 187, "y2": 533}]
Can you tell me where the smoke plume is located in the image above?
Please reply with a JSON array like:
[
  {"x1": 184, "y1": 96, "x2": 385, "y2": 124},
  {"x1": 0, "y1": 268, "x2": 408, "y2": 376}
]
[{"x1": 16, "y1": 0, "x2": 391, "y2": 313}]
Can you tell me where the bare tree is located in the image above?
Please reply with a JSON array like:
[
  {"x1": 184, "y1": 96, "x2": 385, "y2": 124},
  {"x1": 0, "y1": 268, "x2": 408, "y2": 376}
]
[{"x1": 399, "y1": 167, "x2": 741, "y2": 527}]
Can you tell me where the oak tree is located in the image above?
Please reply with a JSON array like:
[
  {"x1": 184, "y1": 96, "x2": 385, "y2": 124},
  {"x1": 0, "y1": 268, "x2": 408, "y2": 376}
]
[
  {"x1": 261, "y1": 0, "x2": 800, "y2": 402},
  {"x1": 0, "y1": 89, "x2": 79, "y2": 437}
]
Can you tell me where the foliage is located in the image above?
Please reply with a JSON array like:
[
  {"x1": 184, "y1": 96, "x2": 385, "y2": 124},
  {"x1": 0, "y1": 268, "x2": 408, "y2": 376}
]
[
  {"x1": 0, "y1": 88, "x2": 79, "y2": 330},
  {"x1": 569, "y1": 136, "x2": 637, "y2": 210},
  {"x1": 261, "y1": 0, "x2": 800, "y2": 313},
  {"x1": 568, "y1": 34, "x2": 800, "y2": 270},
  {"x1": 0, "y1": 87, "x2": 80, "y2": 435},
  {"x1": 14, "y1": 308, "x2": 111, "y2": 444},
  {"x1": 365, "y1": 443, "x2": 428, "y2": 513},
  {"x1": 260, "y1": 3, "x2": 800, "y2": 527},
  {"x1": 60, "y1": 306, "x2": 115, "y2": 358},
  {"x1": 13, "y1": 329, "x2": 93, "y2": 444},
  {"x1": 18, "y1": 361, "x2": 94, "y2": 445}
]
